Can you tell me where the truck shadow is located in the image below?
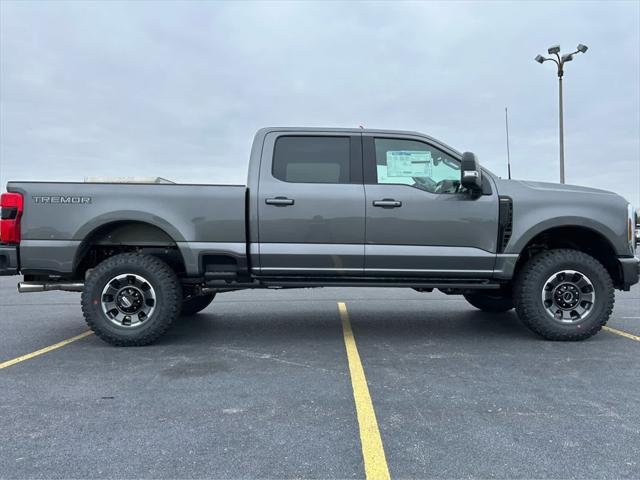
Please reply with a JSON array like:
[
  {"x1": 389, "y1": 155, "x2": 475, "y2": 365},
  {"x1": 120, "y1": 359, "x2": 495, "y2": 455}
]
[{"x1": 158, "y1": 306, "x2": 541, "y2": 347}]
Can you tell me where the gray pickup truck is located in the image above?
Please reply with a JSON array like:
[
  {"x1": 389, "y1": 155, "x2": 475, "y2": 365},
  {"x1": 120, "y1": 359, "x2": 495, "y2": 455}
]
[{"x1": 1, "y1": 127, "x2": 638, "y2": 345}]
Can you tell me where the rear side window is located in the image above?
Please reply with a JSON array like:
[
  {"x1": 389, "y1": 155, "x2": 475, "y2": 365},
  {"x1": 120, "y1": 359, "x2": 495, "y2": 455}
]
[{"x1": 272, "y1": 136, "x2": 351, "y2": 184}]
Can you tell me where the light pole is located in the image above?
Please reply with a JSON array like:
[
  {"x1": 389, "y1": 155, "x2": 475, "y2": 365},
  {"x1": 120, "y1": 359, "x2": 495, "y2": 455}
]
[{"x1": 535, "y1": 43, "x2": 588, "y2": 184}]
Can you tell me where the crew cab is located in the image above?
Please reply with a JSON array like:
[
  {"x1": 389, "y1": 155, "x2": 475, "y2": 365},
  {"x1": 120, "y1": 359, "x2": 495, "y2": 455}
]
[{"x1": 1, "y1": 127, "x2": 638, "y2": 345}]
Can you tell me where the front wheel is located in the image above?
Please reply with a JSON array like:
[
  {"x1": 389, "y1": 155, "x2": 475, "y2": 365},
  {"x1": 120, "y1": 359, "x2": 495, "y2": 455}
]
[
  {"x1": 514, "y1": 249, "x2": 614, "y2": 341},
  {"x1": 464, "y1": 292, "x2": 514, "y2": 312},
  {"x1": 81, "y1": 253, "x2": 182, "y2": 346}
]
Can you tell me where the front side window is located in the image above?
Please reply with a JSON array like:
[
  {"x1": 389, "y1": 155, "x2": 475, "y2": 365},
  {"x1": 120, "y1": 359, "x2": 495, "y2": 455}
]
[
  {"x1": 273, "y1": 136, "x2": 350, "y2": 184},
  {"x1": 374, "y1": 138, "x2": 464, "y2": 194}
]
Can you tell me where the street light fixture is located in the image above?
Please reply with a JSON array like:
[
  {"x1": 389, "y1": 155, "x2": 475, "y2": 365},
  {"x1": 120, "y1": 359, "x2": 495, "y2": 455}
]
[
  {"x1": 535, "y1": 43, "x2": 588, "y2": 184},
  {"x1": 547, "y1": 45, "x2": 561, "y2": 55}
]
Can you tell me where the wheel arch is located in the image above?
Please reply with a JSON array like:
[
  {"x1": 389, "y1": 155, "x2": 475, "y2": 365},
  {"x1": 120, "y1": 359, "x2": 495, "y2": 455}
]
[
  {"x1": 73, "y1": 220, "x2": 186, "y2": 277},
  {"x1": 72, "y1": 210, "x2": 187, "y2": 243},
  {"x1": 513, "y1": 224, "x2": 622, "y2": 287}
]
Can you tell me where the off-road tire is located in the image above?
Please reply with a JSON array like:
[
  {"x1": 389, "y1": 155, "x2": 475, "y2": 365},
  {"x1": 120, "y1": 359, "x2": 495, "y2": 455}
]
[
  {"x1": 514, "y1": 249, "x2": 614, "y2": 341},
  {"x1": 81, "y1": 253, "x2": 182, "y2": 346},
  {"x1": 181, "y1": 293, "x2": 216, "y2": 316},
  {"x1": 464, "y1": 292, "x2": 514, "y2": 312}
]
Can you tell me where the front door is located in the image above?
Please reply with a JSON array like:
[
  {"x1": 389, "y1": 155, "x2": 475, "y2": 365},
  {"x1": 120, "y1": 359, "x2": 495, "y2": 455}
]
[
  {"x1": 257, "y1": 132, "x2": 365, "y2": 275},
  {"x1": 363, "y1": 134, "x2": 499, "y2": 277}
]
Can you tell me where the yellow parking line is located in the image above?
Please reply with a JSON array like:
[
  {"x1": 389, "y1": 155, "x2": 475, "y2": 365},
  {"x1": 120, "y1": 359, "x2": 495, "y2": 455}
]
[
  {"x1": 338, "y1": 302, "x2": 390, "y2": 480},
  {"x1": 0, "y1": 331, "x2": 93, "y2": 370},
  {"x1": 603, "y1": 326, "x2": 640, "y2": 342}
]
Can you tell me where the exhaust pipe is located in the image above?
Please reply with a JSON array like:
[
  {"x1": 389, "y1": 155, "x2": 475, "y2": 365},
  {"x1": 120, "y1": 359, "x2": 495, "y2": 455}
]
[{"x1": 18, "y1": 282, "x2": 84, "y2": 293}]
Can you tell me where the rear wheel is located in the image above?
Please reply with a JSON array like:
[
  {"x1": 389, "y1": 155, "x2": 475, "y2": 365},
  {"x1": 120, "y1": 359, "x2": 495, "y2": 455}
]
[
  {"x1": 181, "y1": 293, "x2": 216, "y2": 316},
  {"x1": 464, "y1": 292, "x2": 514, "y2": 312},
  {"x1": 514, "y1": 249, "x2": 614, "y2": 341},
  {"x1": 81, "y1": 253, "x2": 182, "y2": 346}
]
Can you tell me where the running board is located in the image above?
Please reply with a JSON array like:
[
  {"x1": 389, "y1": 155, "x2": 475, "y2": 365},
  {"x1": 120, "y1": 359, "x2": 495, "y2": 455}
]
[{"x1": 257, "y1": 276, "x2": 501, "y2": 289}]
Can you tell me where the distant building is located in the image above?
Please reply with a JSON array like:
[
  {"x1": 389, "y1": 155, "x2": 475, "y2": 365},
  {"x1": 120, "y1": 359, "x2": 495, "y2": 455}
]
[{"x1": 83, "y1": 177, "x2": 174, "y2": 184}]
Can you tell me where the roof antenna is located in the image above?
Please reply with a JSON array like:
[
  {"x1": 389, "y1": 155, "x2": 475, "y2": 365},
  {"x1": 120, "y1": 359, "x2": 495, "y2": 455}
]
[{"x1": 505, "y1": 107, "x2": 512, "y2": 179}]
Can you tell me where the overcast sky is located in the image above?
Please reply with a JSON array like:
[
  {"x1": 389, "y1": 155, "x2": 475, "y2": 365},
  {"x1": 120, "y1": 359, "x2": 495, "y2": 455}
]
[{"x1": 1, "y1": 0, "x2": 638, "y2": 204}]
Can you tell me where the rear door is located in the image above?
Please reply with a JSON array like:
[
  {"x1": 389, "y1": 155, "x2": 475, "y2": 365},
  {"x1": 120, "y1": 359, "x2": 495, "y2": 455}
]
[
  {"x1": 363, "y1": 134, "x2": 499, "y2": 276},
  {"x1": 256, "y1": 132, "x2": 365, "y2": 274}
]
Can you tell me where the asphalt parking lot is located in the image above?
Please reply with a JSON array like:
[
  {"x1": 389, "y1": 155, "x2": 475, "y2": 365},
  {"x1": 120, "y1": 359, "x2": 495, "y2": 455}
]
[{"x1": 1, "y1": 276, "x2": 639, "y2": 479}]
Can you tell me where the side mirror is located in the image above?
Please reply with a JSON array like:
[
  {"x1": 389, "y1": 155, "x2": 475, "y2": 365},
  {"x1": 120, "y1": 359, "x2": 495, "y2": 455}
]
[{"x1": 460, "y1": 152, "x2": 482, "y2": 192}]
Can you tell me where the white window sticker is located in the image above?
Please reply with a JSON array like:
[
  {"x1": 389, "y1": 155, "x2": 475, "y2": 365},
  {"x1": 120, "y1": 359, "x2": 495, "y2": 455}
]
[
  {"x1": 377, "y1": 165, "x2": 415, "y2": 185},
  {"x1": 386, "y1": 151, "x2": 432, "y2": 177}
]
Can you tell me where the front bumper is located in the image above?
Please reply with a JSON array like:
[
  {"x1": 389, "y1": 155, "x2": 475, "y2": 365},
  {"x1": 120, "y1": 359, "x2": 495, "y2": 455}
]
[
  {"x1": 619, "y1": 256, "x2": 640, "y2": 290},
  {"x1": 0, "y1": 244, "x2": 19, "y2": 276}
]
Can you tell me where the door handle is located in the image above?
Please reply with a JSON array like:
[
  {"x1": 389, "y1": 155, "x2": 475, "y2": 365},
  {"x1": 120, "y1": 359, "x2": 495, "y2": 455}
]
[
  {"x1": 372, "y1": 199, "x2": 402, "y2": 208},
  {"x1": 265, "y1": 197, "x2": 295, "y2": 206}
]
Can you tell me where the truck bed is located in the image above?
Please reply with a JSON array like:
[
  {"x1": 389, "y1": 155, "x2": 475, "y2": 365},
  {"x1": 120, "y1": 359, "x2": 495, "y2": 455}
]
[{"x1": 7, "y1": 181, "x2": 247, "y2": 276}]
